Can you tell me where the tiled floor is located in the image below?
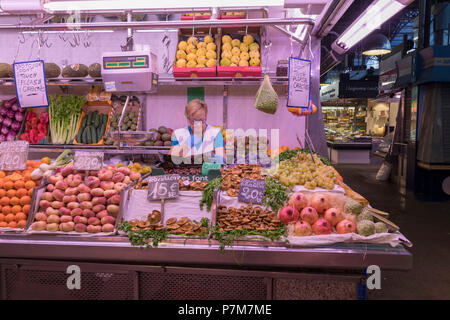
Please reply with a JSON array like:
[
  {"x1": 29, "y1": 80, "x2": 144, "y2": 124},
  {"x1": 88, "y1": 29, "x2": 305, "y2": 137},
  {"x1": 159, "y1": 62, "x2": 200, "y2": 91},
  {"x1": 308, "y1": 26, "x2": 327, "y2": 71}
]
[{"x1": 335, "y1": 164, "x2": 450, "y2": 300}]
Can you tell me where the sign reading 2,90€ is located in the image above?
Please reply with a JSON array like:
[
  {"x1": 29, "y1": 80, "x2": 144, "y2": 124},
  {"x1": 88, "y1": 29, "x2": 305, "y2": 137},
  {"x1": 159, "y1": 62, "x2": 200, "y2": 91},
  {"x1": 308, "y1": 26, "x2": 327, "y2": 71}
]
[{"x1": 147, "y1": 174, "x2": 180, "y2": 201}]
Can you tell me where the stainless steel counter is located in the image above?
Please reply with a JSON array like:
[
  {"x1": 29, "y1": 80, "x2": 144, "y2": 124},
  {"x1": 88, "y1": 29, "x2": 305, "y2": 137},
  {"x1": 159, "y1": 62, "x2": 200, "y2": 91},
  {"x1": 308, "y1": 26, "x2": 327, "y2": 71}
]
[{"x1": 0, "y1": 234, "x2": 412, "y2": 271}]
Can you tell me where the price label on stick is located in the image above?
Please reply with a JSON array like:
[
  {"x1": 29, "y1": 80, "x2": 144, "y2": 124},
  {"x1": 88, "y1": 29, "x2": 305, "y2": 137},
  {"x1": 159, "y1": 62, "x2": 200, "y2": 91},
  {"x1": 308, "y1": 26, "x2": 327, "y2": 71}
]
[
  {"x1": 238, "y1": 178, "x2": 266, "y2": 205},
  {"x1": 73, "y1": 151, "x2": 104, "y2": 171},
  {"x1": 0, "y1": 141, "x2": 29, "y2": 171},
  {"x1": 13, "y1": 60, "x2": 49, "y2": 108},
  {"x1": 147, "y1": 174, "x2": 180, "y2": 201}
]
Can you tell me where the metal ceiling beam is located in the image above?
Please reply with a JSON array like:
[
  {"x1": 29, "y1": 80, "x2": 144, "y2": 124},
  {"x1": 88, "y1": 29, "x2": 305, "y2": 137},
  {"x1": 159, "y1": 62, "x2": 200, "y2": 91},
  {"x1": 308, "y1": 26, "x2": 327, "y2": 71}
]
[
  {"x1": 269, "y1": 25, "x2": 305, "y2": 45},
  {"x1": 0, "y1": 17, "x2": 314, "y2": 30},
  {"x1": 312, "y1": 0, "x2": 354, "y2": 38}
]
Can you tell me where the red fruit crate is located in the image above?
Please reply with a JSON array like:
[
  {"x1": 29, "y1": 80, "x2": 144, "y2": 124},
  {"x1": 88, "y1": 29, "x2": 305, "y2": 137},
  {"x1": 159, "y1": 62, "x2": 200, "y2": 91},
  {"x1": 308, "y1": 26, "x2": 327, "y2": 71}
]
[{"x1": 181, "y1": 14, "x2": 211, "y2": 20}]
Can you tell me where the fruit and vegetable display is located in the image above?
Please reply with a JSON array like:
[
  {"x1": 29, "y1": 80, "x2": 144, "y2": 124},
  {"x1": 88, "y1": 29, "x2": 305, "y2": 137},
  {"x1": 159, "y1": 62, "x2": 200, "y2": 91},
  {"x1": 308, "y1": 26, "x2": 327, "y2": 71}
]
[
  {"x1": 30, "y1": 163, "x2": 141, "y2": 234},
  {"x1": 220, "y1": 34, "x2": 260, "y2": 67},
  {"x1": 0, "y1": 97, "x2": 26, "y2": 142},
  {"x1": 267, "y1": 150, "x2": 339, "y2": 189},
  {"x1": 143, "y1": 126, "x2": 173, "y2": 147},
  {"x1": 19, "y1": 110, "x2": 49, "y2": 143},
  {"x1": 0, "y1": 160, "x2": 43, "y2": 229},
  {"x1": 176, "y1": 35, "x2": 217, "y2": 68},
  {"x1": 76, "y1": 110, "x2": 109, "y2": 144},
  {"x1": 220, "y1": 164, "x2": 264, "y2": 197},
  {"x1": 48, "y1": 95, "x2": 86, "y2": 144},
  {"x1": 281, "y1": 192, "x2": 388, "y2": 238}
]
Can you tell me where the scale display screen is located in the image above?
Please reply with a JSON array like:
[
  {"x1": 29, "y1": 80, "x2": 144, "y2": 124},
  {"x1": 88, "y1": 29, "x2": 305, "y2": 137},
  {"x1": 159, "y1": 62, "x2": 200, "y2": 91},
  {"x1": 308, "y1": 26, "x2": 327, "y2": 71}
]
[{"x1": 103, "y1": 55, "x2": 148, "y2": 70}]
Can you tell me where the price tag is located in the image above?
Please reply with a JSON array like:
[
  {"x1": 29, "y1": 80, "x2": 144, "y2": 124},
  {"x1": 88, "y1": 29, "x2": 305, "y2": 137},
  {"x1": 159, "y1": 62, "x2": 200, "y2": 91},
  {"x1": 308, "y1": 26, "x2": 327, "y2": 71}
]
[
  {"x1": 13, "y1": 60, "x2": 49, "y2": 108},
  {"x1": 202, "y1": 162, "x2": 221, "y2": 175},
  {"x1": 287, "y1": 57, "x2": 311, "y2": 108},
  {"x1": 147, "y1": 174, "x2": 180, "y2": 201},
  {"x1": 238, "y1": 178, "x2": 266, "y2": 205},
  {"x1": 0, "y1": 141, "x2": 29, "y2": 171},
  {"x1": 73, "y1": 151, "x2": 104, "y2": 171}
]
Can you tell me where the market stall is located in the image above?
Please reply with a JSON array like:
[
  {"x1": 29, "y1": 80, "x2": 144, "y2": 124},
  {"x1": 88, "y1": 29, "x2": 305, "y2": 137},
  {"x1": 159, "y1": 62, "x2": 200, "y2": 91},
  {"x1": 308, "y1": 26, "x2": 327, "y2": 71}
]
[{"x1": 0, "y1": 3, "x2": 412, "y2": 300}]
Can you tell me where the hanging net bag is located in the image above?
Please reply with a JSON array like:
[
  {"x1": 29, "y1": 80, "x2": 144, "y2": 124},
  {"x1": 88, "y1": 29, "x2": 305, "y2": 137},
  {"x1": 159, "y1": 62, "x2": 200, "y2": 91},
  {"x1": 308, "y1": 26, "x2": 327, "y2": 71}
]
[{"x1": 254, "y1": 75, "x2": 279, "y2": 114}]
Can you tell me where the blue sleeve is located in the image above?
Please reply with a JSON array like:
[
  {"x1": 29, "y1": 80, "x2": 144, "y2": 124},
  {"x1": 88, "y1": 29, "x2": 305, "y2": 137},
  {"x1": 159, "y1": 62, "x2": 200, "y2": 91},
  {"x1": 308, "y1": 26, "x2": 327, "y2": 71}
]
[
  {"x1": 214, "y1": 130, "x2": 225, "y2": 149},
  {"x1": 171, "y1": 134, "x2": 179, "y2": 146}
]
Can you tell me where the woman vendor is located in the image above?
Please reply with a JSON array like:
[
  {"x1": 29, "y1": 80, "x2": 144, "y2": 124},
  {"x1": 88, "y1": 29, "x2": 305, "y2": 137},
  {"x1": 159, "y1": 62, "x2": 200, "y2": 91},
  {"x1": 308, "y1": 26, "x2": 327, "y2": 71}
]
[{"x1": 169, "y1": 99, "x2": 225, "y2": 164}]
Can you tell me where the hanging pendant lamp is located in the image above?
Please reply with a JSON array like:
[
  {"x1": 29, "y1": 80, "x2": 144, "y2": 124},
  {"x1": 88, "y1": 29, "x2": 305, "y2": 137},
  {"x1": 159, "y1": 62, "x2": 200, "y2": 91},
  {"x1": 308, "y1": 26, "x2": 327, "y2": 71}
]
[{"x1": 362, "y1": 33, "x2": 392, "y2": 56}]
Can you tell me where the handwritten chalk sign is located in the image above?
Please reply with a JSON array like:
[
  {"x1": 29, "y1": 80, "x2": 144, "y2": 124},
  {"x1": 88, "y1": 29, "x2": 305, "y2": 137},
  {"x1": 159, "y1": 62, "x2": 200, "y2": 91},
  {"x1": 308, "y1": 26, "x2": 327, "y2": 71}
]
[
  {"x1": 238, "y1": 178, "x2": 266, "y2": 205},
  {"x1": 13, "y1": 60, "x2": 49, "y2": 108},
  {"x1": 147, "y1": 174, "x2": 180, "y2": 201},
  {"x1": 73, "y1": 151, "x2": 104, "y2": 171},
  {"x1": 0, "y1": 141, "x2": 29, "y2": 171},
  {"x1": 287, "y1": 57, "x2": 311, "y2": 108}
]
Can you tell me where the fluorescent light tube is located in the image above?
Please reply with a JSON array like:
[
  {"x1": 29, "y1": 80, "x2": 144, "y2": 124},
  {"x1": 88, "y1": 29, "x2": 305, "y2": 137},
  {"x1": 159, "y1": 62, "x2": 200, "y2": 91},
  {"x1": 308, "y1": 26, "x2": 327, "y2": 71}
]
[
  {"x1": 44, "y1": 0, "x2": 284, "y2": 11},
  {"x1": 23, "y1": 30, "x2": 114, "y2": 34},
  {"x1": 136, "y1": 29, "x2": 179, "y2": 33},
  {"x1": 333, "y1": 0, "x2": 412, "y2": 54}
]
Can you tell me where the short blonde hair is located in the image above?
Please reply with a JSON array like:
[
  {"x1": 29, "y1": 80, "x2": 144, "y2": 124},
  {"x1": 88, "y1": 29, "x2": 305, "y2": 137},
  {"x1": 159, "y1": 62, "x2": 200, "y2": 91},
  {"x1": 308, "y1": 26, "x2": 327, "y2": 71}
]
[{"x1": 185, "y1": 99, "x2": 207, "y2": 119}]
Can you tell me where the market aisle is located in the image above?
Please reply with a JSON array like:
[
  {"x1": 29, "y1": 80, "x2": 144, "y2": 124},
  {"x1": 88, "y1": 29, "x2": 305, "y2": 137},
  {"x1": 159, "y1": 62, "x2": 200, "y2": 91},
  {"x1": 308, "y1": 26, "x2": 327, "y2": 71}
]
[{"x1": 335, "y1": 164, "x2": 450, "y2": 300}]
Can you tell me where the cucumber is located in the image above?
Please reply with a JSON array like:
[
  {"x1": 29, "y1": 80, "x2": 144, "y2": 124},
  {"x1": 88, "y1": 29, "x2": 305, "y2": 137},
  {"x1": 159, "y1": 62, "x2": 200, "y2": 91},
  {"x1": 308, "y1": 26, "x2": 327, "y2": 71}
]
[
  {"x1": 81, "y1": 115, "x2": 87, "y2": 128},
  {"x1": 76, "y1": 126, "x2": 84, "y2": 143},
  {"x1": 86, "y1": 125, "x2": 92, "y2": 144},
  {"x1": 90, "y1": 126, "x2": 97, "y2": 144},
  {"x1": 94, "y1": 113, "x2": 100, "y2": 128},
  {"x1": 100, "y1": 121, "x2": 107, "y2": 139},
  {"x1": 96, "y1": 126, "x2": 102, "y2": 142},
  {"x1": 86, "y1": 112, "x2": 93, "y2": 125},
  {"x1": 82, "y1": 126, "x2": 89, "y2": 144}
]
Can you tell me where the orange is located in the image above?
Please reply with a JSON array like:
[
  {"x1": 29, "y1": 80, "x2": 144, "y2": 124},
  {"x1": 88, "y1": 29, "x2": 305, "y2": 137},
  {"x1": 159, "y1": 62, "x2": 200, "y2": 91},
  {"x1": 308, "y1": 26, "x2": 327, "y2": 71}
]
[
  {"x1": 14, "y1": 180, "x2": 25, "y2": 189},
  {"x1": 22, "y1": 204, "x2": 30, "y2": 214},
  {"x1": 0, "y1": 181, "x2": 3, "y2": 189},
  {"x1": 2, "y1": 206, "x2": 11, "y2": 215},
  {"x1": 0, "y1": 171, "x2": 5, "y2": 178},
  {"x1": 0, "y1": 189, "x2": 6, "y2": 198},
  {"x1": 23, "y1": 172, "x2": 31, "y2": 181},
  {"x1": 25, "y1": 180, "x2": 36, "y2": 190},
  {"x1": 16, "y1": 188, "x2": 27, "y2": 198},
  {"x1": 9, "y1": 197, "x2": 20, "y2": 206},
  {"x1": 0, "y1": 213, "x2": 4, "y2": 222},
  {"x1": 19, "y1": 196, "x2": 31, "y2": 206},
  {"x1": 4, "y1": 181, "x2": 14, "y2": 190},
  {"x1": 11, "y1": 205, "x2": 22, "y2": 214},
  {"x1": 27, "y1": 188, "x2": 34, "y2": 196},
  {"x1": 8, "y1": 221, "x2": 17, "y2": 228},
  {"x1": 17, "y1": 220, "x2": 27, "y2": 228},
  {"x1": 0, "y1": 197, "x2": 9, "y2": 206},
  {"x1": 5, "y1": 213, "x2": 15, "y2": 222},
  {"x1": 6, "y1": 189, "x2": 16, "y2": 198},
  {"x1": 0, "y1": 222, "x2": 7, "y2": 228},
  {"x1": 15, "y1": 212, "x2": 26, "y2": 222},
  {"x1": 9, "y1": 173, "x2": 22, "y2": 181}
]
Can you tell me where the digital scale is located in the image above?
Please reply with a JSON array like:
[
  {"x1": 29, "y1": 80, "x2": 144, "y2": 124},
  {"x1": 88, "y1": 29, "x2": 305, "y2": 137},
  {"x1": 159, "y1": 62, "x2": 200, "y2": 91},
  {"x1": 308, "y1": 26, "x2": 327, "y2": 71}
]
[{"x1": 101, "y1": 50, "x2": 158, "y2": 93}]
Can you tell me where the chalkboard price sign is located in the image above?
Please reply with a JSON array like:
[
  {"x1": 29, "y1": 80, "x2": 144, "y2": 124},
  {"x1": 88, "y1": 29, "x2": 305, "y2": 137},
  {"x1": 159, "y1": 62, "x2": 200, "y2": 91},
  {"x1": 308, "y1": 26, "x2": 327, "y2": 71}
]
[
  {"x1": 73, "y1": 151, "x2": 104, "y2": 171},
  {"x1": 287, "y1": 57, "x2": 311, "y2": 108},
  {"x1": 238, "y1": 178, "x2": 266, "y2": 205},
  {"x1": 147, "y1": 174, "x2": 180, "y2": 201},
  {"x1": 0, "y1": 141, "x2": 29, "y2": 171},
  {"x1": 13, "y1": 60, "x2": 49, "y2": 108}
]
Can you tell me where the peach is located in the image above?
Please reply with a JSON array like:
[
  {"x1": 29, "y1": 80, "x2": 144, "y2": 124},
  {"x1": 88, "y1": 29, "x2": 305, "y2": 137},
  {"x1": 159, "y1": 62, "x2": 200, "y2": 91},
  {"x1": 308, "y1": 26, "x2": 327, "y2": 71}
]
[
  {"x1": 70, "y1": 208, "x2": 83, "y2": 217},
  {"x1": 39, "y1": 200, "x2": 52, "y2": 209},
  {"x1": 41, "y1": 192, "x2": 54, "y2": 201},
  {"x1": 65, "y1": 187, "x2": 79, "y2": 196},
  {"x1": 59, "y1": 222, "x2": 74, "y2": 232},
  {"x1": 67, "y1": 202, "x2": 80, "y2": 210},
  {"x1": 87, "y1": 224, "x2": 100, "y2": 233},
  {"x1": 51, "y1": 201, "x2": 64, "y2": 209},
  {"x1": 96, "y1": 210, "x2": 108, "y2": 219},
  {"x1": 74, "y1": 216, "x2": 88, "y2": 225},
  {"x1": 112, "y1": 172, "x2": 125, "y2": 183},
  {"x1": 103, "y1": 190, "x2": 117, "y2": 199},
  {"x1": 101, "y1": 223, "x2": 115, "y2": 233},
  {"x1": 77, "y1": 193, "x2": 92, "y2": 202},
  {"x1": 90, "y1": 188, "x2": 104, "y2": 197},
  {"x1": 59, "y1": 207, "x2": 71, "y2": 216},
  {"x1": 77, "y1": 183, "x2": 91, "y2": 194},
  {"x1": 101, "y1": 216, "x2": 115, "y2": 225},
  {"x1": 75, "y1": 223, "x2": 87, "y2": 233},
  {"x1": 88, "y1": 217, "x2": 100, "y2": 226},
  {"x1": 52, "y1": 189, "x2": 65, "y2": 201},
  {"x1": 107, "y1": 195, "x2": 121, "y2": 205},
  {"x1": 107, "y1": 204, "x2": 119, "y2": 216},
  {"x1": 35, "y1": 212, "x2": 48, "y2": 221},
  {"x1": 46, "y1": 184, "x2": 55, "y2": 192},
  {"x1": 47, "y1": 215, "x2": 60, "y2": 224},
  {"x1": 100, "y1": 181, "x2": 114, "y2": 190},
  {"x1": 60, "y1": 215, "x2": 73, "y2": 223},
  {"x1": 46, "y1": 207, "x2": 59, "y2": 216},
  {"x1": 80, "y1": 201, "x2": 93, "y2": 210},
  {"x1": 48, "y1": 175, "x2": 63, "y2": 185},
  {"x1": 55, "y1": 180, "x2": 68, "y2": 191},
  {"x1": 92, "y1": 204, "x2": 105, "y2": 213},
  {"x1": 86, "y1": 176, "x2": 100, "y2": 189},
  {"x1": 114, "y1": 183, "x2": 127, "y2": 192},
  {"x1": 98, "y1": 168, "x2": 114, "y2": 181},
  {"x1": 92, "y1": 197, "x2": 107, "y2": 205},
  {"x1": 82, "y1": 209, "x2": 95, "y2": 218},
  {"x1": 31, "y1": 221, "x2": 47, "y2": 231},
  {"x1": 46, "y1": 223, "x2": 59, "y2": 232}
]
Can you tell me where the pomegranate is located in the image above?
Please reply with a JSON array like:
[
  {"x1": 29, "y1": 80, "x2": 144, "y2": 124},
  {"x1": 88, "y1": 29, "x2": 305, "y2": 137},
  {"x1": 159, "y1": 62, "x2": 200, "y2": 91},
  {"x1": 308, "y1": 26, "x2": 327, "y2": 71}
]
[
  {"x1": 324, "y1": 208, "x2": 343, "y2": 227},
  {"x1": 312, "y1": 219, "x2": 332, "y2": 235},
  {"x1": 294, "y1": 221, "x2": 312, "y2": 236},
  {"x1": 310, "y1": 193, "x2": 330, "y2": 214},
  {"x1": 300, "y1": 207, "x2": 319, "y2": 225},
  {"x1": 289, "y1": 192, "x2": 308, "y2": 211},
  {"x1": 279, "y1": 206, "x2": 300, "y2": 224},
  {"x1": 336, "y1": 219, "x2": 356, "y2": 234}
]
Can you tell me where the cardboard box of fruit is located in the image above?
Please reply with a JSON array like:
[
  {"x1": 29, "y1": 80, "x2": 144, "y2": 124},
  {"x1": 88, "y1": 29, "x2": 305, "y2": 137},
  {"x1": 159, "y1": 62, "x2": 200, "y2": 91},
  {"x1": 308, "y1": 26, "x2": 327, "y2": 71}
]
[
  {"x1": 181, "y1": 12, "x2": 212, "y2": 20},
  {"x1": 173, "y1": 28, "x2": 219, "y2": 79},
  {"x1": 217, "y1": 27, "x2": 262, "y2": 79}
]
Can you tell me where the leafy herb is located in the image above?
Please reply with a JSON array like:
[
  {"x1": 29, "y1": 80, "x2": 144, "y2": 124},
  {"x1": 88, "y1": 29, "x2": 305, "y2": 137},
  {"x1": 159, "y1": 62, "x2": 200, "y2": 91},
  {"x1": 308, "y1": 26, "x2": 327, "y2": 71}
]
[
  {"x1": 119, "y1": 221, "x2": 170, "y2": 248},
  {"x1": 211, "y1": 224, "x2": 288, "y2": 253},
  {"x1": 182, "y1": 218, "x2": 211, "y2": 244},
  {"x1": 263, "y1": 177, "x2": 290, "y2": 212},
  {"x1": 200, "y1": 177, "x2": 223, "y2": 211}
]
